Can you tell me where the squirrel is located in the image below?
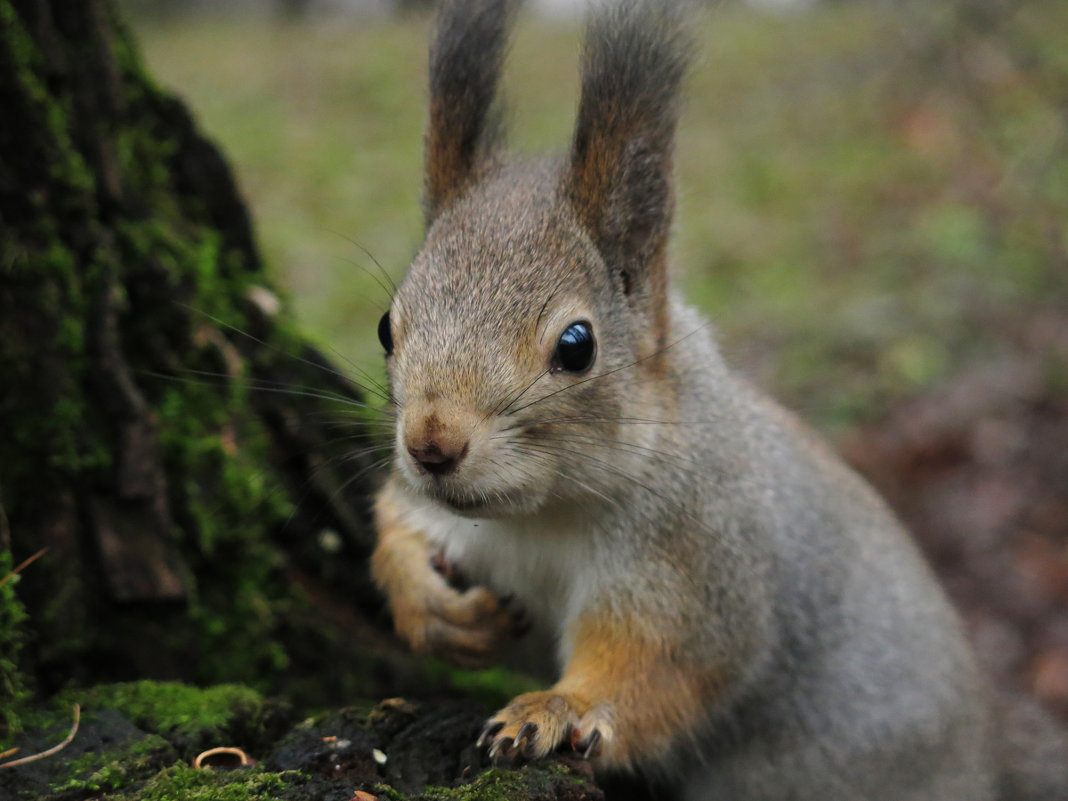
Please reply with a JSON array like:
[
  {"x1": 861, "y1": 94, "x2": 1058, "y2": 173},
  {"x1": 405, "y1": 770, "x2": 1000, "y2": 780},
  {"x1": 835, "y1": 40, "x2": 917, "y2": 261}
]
[{"x1": 369, "y1": 1, "x2": 1068, "y2": 798}]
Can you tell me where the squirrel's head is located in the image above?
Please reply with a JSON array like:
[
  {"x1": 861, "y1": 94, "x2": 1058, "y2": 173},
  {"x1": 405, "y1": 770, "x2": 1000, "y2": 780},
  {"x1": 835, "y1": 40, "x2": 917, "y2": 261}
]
[{"x1": 382, "y1": 0, "x2": 691, "y2": 518}]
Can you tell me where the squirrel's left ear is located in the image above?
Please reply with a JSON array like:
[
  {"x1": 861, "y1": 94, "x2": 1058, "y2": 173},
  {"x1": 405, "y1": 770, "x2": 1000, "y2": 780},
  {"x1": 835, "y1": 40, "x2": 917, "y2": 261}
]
[
  {"x1": 423, "y1": 0, "x2": 518, "y2": 225},
  {"x1": 564, "y1": 1, "x2": 691, "y2": 319}
]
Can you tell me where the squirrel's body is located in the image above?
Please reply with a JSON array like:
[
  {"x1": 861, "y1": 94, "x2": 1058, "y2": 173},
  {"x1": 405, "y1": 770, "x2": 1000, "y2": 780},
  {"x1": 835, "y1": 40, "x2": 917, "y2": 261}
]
[
  {"x1": 369, "y1": 2, "x2": 1066, "y2": 798},
  {"x1": 376, "y1": 292, "x2": 995, "y2": 799}
]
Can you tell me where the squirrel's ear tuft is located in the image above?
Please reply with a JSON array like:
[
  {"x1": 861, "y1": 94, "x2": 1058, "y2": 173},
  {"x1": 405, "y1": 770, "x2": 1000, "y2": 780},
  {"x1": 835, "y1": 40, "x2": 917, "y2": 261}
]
[
  {"x1": 565, "y1": 0, "x2": 692, "y2": 306},
  {"x1": 424, "y1": 0, "x2": 518, "y2": 225}
]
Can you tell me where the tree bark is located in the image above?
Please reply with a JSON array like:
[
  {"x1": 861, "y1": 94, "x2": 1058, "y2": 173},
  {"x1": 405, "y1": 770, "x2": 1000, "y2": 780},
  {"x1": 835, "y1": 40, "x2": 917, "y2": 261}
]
[{"x1": 0, "y1": 0, "x2": 395, "y2": 702}]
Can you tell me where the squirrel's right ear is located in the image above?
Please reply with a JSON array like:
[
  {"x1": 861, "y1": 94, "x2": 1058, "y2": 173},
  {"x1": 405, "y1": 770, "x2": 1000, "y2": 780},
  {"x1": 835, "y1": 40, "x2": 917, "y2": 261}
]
[
  {"x1": 565, "y1": 1, "x2": 692, "y2": 314},
  {"x1": 423, "y1": 0, "x2": 517, "y2": 225}
]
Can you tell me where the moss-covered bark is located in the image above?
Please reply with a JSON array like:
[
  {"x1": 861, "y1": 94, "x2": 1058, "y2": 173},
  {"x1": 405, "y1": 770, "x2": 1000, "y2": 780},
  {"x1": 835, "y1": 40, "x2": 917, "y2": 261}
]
[
  {"x1": 0, "y1": 551, "x2": 32, "y2": 743},
  {"x1": 0, "y1": 0, "x2": 394, "y2": 703}
]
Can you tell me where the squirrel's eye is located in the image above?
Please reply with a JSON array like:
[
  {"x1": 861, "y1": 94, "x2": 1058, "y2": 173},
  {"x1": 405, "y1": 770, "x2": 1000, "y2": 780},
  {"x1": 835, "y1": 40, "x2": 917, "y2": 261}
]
[
  {"x1": 553, "y1": 321, "x2": 595, "y2": 374},
  {"x1": 378, "y1": 311, "x2": 393, "y2": 355}
]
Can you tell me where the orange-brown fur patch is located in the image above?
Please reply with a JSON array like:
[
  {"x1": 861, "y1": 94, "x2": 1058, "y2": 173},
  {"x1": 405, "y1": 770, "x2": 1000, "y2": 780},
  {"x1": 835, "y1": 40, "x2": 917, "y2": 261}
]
[
  {"x1": 553, "y1": 611, "x2": 721, "y2": 770},
  {"x1": 371, "y1": 483, "x2": 435, "y2": 651}
]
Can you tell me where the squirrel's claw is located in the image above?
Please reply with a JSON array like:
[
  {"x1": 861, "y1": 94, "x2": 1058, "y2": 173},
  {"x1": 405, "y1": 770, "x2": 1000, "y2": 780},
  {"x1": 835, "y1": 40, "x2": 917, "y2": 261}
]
[
  {"x1": 567, "y1": 726, "x2": 603, "y2": 760},
  {"x1": 487, "y1": 736, "x2": 514, "y2": 762},
  {"x1": 581, "y1": 728, "x2": 602, "y2": 760},
  {"x1": 487, "y1": 721, "x2": 539, "y2": 765},
  {"x1": 429, "y1": 552, "x2": 471, "y2": 592},
  {"x1": 498, "y1": 595, "x2": 532, "y2": 635},
  {"x1": 477, "y1": 720, "x2": 504, "y2": 749},
  {"x1": 514, "y1": 722, "x2": 539, "y2": 755}
]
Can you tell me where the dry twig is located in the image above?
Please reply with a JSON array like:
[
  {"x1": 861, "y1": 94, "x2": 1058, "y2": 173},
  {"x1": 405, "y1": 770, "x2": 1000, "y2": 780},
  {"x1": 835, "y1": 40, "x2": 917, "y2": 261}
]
[
  {"x1": 0, "y1": 704, "x2": 80, "y2": 770},
  {"x1": 0, "y1": 547, "x2": 48, "y2": 591}
]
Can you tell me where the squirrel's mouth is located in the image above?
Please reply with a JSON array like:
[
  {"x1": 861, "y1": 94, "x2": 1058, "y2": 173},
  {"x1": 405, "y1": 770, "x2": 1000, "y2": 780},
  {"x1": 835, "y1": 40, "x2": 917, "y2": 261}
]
[
  {"x1": 438, "y1": 492, "x2": 485, "y2": 514},
  {"x1": 423, "y1": 481, "x2": 541, "y2": 519}
]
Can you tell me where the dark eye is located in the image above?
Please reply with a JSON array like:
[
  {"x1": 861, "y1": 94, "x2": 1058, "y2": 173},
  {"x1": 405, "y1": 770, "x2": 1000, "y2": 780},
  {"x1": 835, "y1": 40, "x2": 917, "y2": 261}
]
[
  {"x1": 377, "y1": 311, "x2": 393, "y2": 355},
  {"x1": 553, "y1": 321, "x2": 595, "y2": 374}
]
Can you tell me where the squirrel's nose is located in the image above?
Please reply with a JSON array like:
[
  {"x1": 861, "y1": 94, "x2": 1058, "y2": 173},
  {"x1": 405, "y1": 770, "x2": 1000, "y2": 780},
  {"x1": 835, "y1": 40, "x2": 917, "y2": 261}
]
[{"x1": 407, "y1": 440, "x2": 469, "y2": 476}]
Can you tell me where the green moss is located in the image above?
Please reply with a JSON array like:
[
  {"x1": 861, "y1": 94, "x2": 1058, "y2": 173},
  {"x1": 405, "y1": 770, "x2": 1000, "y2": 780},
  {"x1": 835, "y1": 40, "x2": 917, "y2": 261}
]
[
  {"x1": 0, "y1": 0, "x2": 96, "y2": 208},
  {"x1": 416, "y1": 770, "x2": 527, "y2": 801},
  {"x1": 0, "y1": 236, "x2": 99, "y2": 482},
  {"x1": 154, "y1": 359, "x2": 296, "y2": 684},
  {"x1": 109, "y1": 159, "x2": 299, "y2": 690},
  {"x1": 108, "y1": 3, "x2": 165, "y2": 97},
  {"x1": 0, "y1": 550, "x2": 31, "y2": 749},
  {"x1": 372, "y1": 783, "x2": 408, "y2": 801},
  {"x1": 67, "y1": 682, "x2": 266, "y2": 749},
  {"x1": 115, "y1": 125, "x2": 179, "y2": 204},
  {"x1": 51, "y1": 733, "x2": 173, "y2": 794},
  {"x1": 414, "y1": 767, "x2": 581, "y2": 801},
  {"x1": 106, "y1": 764, "x2": 291, "y2": 801}
]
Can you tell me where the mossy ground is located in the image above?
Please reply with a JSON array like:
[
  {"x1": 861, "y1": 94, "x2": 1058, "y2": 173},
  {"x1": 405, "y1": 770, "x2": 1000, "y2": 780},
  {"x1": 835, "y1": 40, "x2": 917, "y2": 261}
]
[
  {"x1": 51, "y1": 733, "x2": 176, "y2": 796},
  {"x1": 107, "y1": 765, "x2": 293, "y2": 801},
  {"x1": 60, "y1": 682, "x2": 290, "y2": 759},
  {"x1": 0, "y1": 683, "x2": 601, "y2": 801}
]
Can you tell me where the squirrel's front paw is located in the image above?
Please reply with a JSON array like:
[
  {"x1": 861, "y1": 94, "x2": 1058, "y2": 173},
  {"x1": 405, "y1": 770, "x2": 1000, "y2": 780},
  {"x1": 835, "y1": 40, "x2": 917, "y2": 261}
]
[
  {"x1": 478, "y1": 691, "x2": 611, "y2": 763},
  {"x1": 393, "y1": 579, "x2": 525, "y2": 669}
]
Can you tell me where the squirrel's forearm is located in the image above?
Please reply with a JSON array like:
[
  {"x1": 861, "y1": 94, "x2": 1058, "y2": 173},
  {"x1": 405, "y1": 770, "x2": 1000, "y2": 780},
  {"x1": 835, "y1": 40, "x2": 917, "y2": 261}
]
[
  {"x1": 553, "y1": 611, "x2": 726, "y2": 771},
  {"x1": 371, "y1": 481, "x2": 428, "y2": 596},
  {"x1": 371, "y1": 481, "x2": 443, "y2": 651}
]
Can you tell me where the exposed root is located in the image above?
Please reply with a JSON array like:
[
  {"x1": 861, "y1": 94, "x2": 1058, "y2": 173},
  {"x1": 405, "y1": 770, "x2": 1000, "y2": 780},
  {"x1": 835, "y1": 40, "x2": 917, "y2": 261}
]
[
  {"x1": 0, "y1": 547, "x2": 48, "y2": 590},
  {"x1": 0, "y1": 704, "x2": 79, "y2": 770}
]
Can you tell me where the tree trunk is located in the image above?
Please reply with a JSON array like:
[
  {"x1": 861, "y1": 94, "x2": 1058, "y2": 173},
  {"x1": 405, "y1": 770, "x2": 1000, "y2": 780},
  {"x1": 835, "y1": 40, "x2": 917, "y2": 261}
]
[{"x1": 0, "y1": 0, "x2": 398, "y2": 703}]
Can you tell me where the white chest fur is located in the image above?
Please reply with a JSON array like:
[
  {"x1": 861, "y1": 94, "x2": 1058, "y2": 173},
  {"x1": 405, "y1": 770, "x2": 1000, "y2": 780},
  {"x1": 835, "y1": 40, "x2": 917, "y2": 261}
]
[{"x1": 406, "y1": 500, "x2": 607, "y2": 640}]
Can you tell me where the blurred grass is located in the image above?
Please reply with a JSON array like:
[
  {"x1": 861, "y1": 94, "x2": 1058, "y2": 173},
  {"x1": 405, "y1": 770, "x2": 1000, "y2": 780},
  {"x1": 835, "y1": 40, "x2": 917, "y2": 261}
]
[{"x1": 125, "y1": 1, "x2": 1068, "y2": 431}]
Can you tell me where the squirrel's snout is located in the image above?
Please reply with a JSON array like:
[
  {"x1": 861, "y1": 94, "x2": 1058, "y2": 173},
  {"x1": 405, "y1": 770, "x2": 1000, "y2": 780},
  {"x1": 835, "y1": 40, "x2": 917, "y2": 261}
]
[
  {"x1": 407, "y1": 440, "x2": 468, "y2": 476},
  {"x1": 403, "y1": 403, "x2": 474, "y2": 477}
]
